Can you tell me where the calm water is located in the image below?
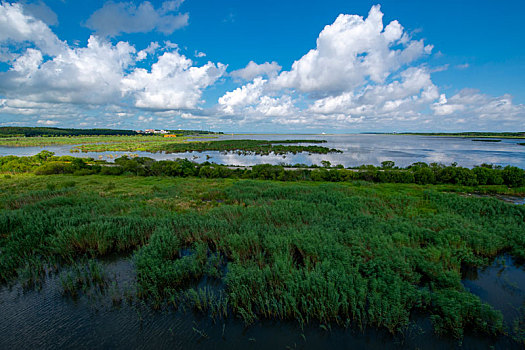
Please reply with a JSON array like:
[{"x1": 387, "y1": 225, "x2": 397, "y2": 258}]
[
  {"x1": 1, "y1": 134, "x2": 525, "y2": 168},
  {"x1": 463, "y1": 255, "x2": 525, "y2": 326},
  {"x1": 0, "y1": 255, "x2": 523, "y2": 349}
]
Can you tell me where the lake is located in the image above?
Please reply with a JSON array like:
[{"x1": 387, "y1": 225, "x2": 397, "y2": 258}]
[
  {"x1": 1, "y1": 134, "x2": 525, "y2": 168},
  {"x1": 0, "y1": 255, "x2": 523, "y2": 350}
]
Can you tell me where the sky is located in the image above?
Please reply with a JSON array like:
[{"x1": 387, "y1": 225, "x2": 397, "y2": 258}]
[{"x1": 0, "y1": 0, "x2": 524, "y2": 133}]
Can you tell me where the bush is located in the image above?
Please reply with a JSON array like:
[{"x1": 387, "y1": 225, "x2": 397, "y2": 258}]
[
  {"x1": 378, "y1": 170, "x2": 415, "y2": 183},
  {"x1": 34, "y1": 162, "x2": 73, "y2": 175},
  {"x1": 413, "y1": 167, "x2": 436, "y2": 185},
  {"x1": 502, "y1": 166, "x2": 525, "y2": 187},
  {"x1": 100, "y1": 166, "x2": 125, "y2": 175}
]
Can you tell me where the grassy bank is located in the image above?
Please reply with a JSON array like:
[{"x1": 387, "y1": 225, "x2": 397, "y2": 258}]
[
  {"x1": 0, "y1": 135, "x2": 192, "y2": 147},
  {"x1": 1, "y1": 173, "x2": 524, "y2": 341},
  {"x1": 0, "y1": 136, "x2": 340, "y2": 156},
  {"x1": 73, "y1": 139, "x2": 340, "y2": 155}
]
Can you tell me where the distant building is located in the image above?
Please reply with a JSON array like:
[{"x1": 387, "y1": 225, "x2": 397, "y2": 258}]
[{"x1": 142, "y1": 129, "x2": 169, "y2": 134}]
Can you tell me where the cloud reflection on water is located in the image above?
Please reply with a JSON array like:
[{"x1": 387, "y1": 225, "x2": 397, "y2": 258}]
[{"x1": 1, "y1": 134, "x2": 524, "y2": 168}]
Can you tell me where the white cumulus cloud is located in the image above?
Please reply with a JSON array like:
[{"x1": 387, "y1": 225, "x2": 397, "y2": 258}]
[
  {"x1": 432, "y1": 89, "x2": 525, "y2": 125},
  {"x1": 0, "y1": 2, "x2": 65, "y2": 56},
  {"x1": 0, "y1": 2, "x2": 226, "y2": 121},
  {"x1": 85, "y1": 0, "x2": 189, "y2": 37},
  {"x1": 272, "y1": 5, "x2": 432, "y2": 96},
  {"x1": 0, "y1": 35, "x2": 136, "y2": 104},
  {"x1": 0, "y1": 3, "x2": 523, "y2": 132},
  {"x1": 122, "y1": 51, "x2": 226, "y2": 110},
  {"x1": 230, "y1": 61, "x2": 282, "y2": 81}
]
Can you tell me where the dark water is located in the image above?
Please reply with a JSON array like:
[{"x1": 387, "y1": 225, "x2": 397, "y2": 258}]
[
  {"x1": 0, "y1": 256, "x2": 523, "y2": 349},
  {"x1": 1, "y1": 134, "x2": 524, "y2": 168},
  {"x1": 463, "y1": 255, "x2": 525, "y2": 326}
]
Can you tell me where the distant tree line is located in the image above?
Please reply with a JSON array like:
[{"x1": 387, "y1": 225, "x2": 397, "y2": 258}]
[
  {"x1": 400, "y1": 132, "x2": 525, "y2": 138},
  {"x1": 0, "y1": 127, "x2": 137, "y2": 137},
  {"x1": 0, "y1": 127, "x2": 224, "y2": 137}
]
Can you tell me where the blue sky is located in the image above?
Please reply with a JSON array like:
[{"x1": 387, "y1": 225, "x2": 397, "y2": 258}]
[{"x1": 0, "y1": 0, "x2": 524, "y2": 132}]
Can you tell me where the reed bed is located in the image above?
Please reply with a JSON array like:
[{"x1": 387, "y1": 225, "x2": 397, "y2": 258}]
[{"x1": 0, "y1": 174, "x2": 523, "y2": 340}]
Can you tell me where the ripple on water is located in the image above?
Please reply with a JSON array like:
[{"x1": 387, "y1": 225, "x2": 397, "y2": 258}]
[
  {"x1": 463, "y1": 254, "x2": 525, "y2": 327},
  {"x1": 0, "y1": 255, "x2": 524, "y2": 349}
]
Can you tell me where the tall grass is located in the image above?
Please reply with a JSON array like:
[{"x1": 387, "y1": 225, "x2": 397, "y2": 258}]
[{"x1": 0, "y1": 175, "x2": 523, "y2": 339}]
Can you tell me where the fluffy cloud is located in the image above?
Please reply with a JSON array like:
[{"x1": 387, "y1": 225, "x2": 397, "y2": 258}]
[
  {"x1": 0, "y1": 36, "x2": 136, "y2": 104},
  {"x1": 122, "y1": 51, "x2": 226, "y2": 109},
  {"x1": 19, "y1": 1, "x2": 58, "y2": 26},
  {"x1": 218, "y1": 77, "x2": 267, "y2": 114},
  {"x1": 0, "y1": 2, "x2": 225, "y2": 113},
  {"x1": 0, "y1": 2, "x2": 65, "y2": 56},
  {"x1": 218, "y1": 77, "x2": 296, "y2": 121},
  {"x1": 214, "y1": 5, "x2": 523, "y2": 131},
  {"x1": 230, "y1": 61, "x2": 282, "y2": 81},
  {"x1": 85, "y1": 0, "x2": 188, "y2": 37},
  {"x1": 37, "y1": 119, "x2": 58, "y2": 125},
  {"x1": 0, "y1": 3, "x2": 523, "y2": 131},
  {"x1": 0, "y1": 38, "x2": 225, "y2": 109},
  {"x1": 218, "y1": 5, "x2": 438, "y2": 127},
  {"x1": 308, "y1": 67, "x2": 439, "y2": 117},
  {"x1": 272, "y1": 5, "x2": 432, "y2": 96},
  {"x1": 432, "y1": 89, "x2": 525, "y2": 125},
  {"x1": 137, "y1": 42, "x2": 159, "y2": 61}
]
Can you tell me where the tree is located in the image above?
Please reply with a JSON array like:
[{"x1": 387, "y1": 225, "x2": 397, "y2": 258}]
[{"x1": 381, "y1": 160, "x2": 395, "y2": 169}]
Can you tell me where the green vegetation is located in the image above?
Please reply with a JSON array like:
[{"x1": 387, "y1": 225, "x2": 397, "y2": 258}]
[
  {"x1": 472, "y1": 139, "x2": 501, "y2": 142},
  {"x1": 395, "y1": 132, "x2": 525, "y2": 139},
  {"x1": 2, "y1": 153, "x2": 524, "y2": 189},
  {"x1": 0, "y1": 126, "x2": 222, "y2": 138},
  {"x1": 0, "y1": 169, "x2": 524, "y2": 341},
  {"x1": 0, "y1": 134, "x2": 192, "y2": 147},
  {"x1": 0, "y1": 126, "x2": 137, "y2": 137},
  {"x1": 0, "y1": 135, "x2": 338, "y2": 156},
  {"x1": 74, "y1": 139, "x2": 340, "y2": 155},
  {"x1": 59, "y1": 259, "x2": 107, "y2": 297}
]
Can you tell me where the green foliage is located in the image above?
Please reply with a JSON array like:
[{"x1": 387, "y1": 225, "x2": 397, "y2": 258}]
[
  {"x1": 0, "y1": 126, "x2": 137, "y2": 137},
  {"x1": 430, "y1": 289, "x2": 503, "y2": 337},
  {"x1": 0, "y1": 174, "x2": 524, "y2": 339},
  {"x1": 149, "y1": 139, "x2": 340, "y2": 156},
  {"x1": 502, "y1": 166, "x2": 525, "y2": 187},
  {"x1": 59, "y1": 259, "x2": 108, "y2": 297},
  {"x1": 381, "y1": 161, "x2": 395, "y2": 169},
  {"x1": 3, "y1": 153, "x2": 525, "y2": 189},
  {"x1": 34, "y1": 161, "x2": 74, "y2": 175}
]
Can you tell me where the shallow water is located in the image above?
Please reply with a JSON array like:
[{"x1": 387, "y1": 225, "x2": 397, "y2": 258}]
[
  {"x1": 463, "y1": 255, "x2": 525, "y2": 326},
  {"x1": 1, "y1": 134, "x2": 524, "y2": 168},
  {"x1": 0, "y1": 256, "x2": 523, "y2": 349}
]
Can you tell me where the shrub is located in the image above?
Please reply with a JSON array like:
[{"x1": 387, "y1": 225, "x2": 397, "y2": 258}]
[
  {"x1": 502, "y1": 166, "x2": 525, "y2": 187},
  {"x1": 34, "y1": 162, "x2": 73, "y2": 175}
]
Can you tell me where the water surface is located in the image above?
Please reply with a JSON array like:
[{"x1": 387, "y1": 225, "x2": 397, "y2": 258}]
[
  {"x1": 0, "y1": 256, "x2": 523, "y2": 349},
  {"x1": 1, "y1": 134, "x2": 524, "y2": 168}
]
